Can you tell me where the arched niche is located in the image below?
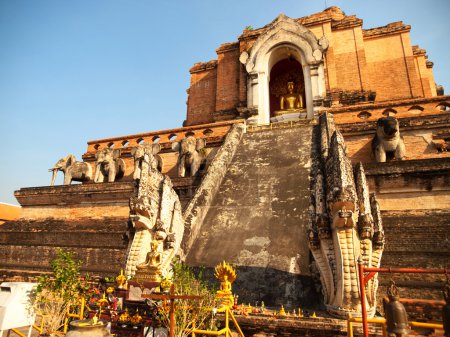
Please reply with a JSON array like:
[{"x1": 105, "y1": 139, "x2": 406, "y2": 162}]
[
  {"x1": 268, "y1": 49, "x2": 306, "y2": 119},
  {"x1": 240, "y1": 14, "x2": 328, "y2": 125}
]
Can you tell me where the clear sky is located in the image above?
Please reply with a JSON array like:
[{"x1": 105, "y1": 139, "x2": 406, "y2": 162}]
[{"x1": 1, "y1": 0, "x2": 449, "y2": 205}]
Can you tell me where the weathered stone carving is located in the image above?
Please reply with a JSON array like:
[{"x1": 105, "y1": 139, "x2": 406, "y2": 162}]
[
  {"x1": 372, "y1": 116, "x2": 406, "y2": 162},
  {"x1": 125, "y1": 145, "x2": 183, "y2": 280},
  {"x1": 172, "y1": 136, "x2": 206, "y2": 177},
  {"x1": 131, "y1": 143, "x2": 161, "y2": 180},
  {"x1": 309, "y1": 113, "x2": 385, "y2": 318},
  {"x1": 50, "y1": 154, "x2": 93, "y2": 186},
  {"x1": 94, "y1": 148, "x2": 126, "y2": 183}
]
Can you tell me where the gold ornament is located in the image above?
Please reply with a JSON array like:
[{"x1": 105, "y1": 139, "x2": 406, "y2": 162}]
[
  {"x1": 97, "y1": 293, "x2": 109, "y2": 307},
  {"x1": 214, "y1": 261, "x2": 236, "y2": 309},
  {"x1": 116, "y1": 269, "x2": 127, "y2": 289}
]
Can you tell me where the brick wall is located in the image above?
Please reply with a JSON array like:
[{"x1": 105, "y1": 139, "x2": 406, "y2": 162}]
[
  {"x1": 0, "y1": 218, "x2": 129, "y2": 276},
  {"x1": 186, "y1": 62, "x2": 217, "y2": 126},
  {"x1": 376, "y1": 211, "x2": 450, "y2": 312},
  {"x1": 364, "y1": 35, "x2": 413, "y2": 100},
  {"x1": 332, "y1": 28, "x2": 364, "y2": 91},
  {"x1": 215, "y1": 43, "x2": 240, "y2": 113}
]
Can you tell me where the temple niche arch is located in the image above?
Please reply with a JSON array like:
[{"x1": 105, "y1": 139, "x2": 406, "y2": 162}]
[{"x1": 240, "y1": 14, "x2": 328, "y2": 125}]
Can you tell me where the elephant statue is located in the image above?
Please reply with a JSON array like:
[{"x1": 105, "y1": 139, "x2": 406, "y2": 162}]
[
  {"x1": 49, "y1": 154, "x2": 93, "y2": 186},
  {"x1": 372, "y1": 116, "x2": 406, "y2": 162},
  {"x1": 131, "y1": 143, "x2": 162, "y2": 180},
  {"x1": 172, "y1": 136, "x2": 206, "y2": 177},
  {"x1": 94, "y1": 148, "x2": 126, "y2": 183}
]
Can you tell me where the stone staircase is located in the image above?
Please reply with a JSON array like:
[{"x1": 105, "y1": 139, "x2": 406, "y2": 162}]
[{"x1": 184, "y1": 123, "x2": 317, "y2": 308}]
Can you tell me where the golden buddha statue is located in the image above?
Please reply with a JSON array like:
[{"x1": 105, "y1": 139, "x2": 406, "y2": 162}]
[
  {"x1": 133, "y1": 239, "x2": 162, "y2": 283},
  {"x1": 219, "y1": 275, "x2": 232, "y2": 293},
  {"x1": 215, "y1": 261, "x2": 236, "y2": 309},
  {"x1": 274, "y1": 81, "x2": 305, "y2": 116}
]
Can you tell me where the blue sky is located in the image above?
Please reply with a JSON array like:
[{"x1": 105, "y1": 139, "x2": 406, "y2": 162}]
[{"x1": 1, "y1": 0, "x2": 449, "y2": 205}]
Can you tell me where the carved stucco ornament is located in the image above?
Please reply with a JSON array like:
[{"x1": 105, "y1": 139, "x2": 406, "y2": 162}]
[
  {"x1": 318, "y1": 35, "x2": 329, "y2": 50},
  {"x1": 239, "y1": 51, "x2": 249, "y2": 65},
  {"x1": 313, "y1": 49, "x2": 323, "y2": 62},
  {"x1": 125, "y1": 145, "x2": 184, "y2": 280},
  {"x1": 309, "y1": 113, "x2": 385, "y2": 318},
  {"x1": 239, "y1": 13, "x2": 328, "y2": 70}
]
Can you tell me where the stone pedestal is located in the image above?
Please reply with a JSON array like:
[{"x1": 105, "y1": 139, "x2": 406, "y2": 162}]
[{"x1": 270, "y1": 109, "x2": 307, "y2": 123}]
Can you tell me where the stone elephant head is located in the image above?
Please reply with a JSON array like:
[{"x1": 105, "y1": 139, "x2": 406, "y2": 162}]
[
  {"x1": 49, "y1": 154, "x2": 93, "y2": 186},
  {"x1": 94, "y1": 148, "x2": 126, "y2": 183},
  {"x1": 171, "y1": 136, "x2": 206, "y2": 177},
  {"x1": 131, "y1": 143, "x2": 162, "y2": 180}
]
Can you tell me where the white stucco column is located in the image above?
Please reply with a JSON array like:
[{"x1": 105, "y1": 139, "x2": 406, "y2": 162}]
[
  {"x1": 303, "y1": 64, "x2": 314, "y2": 119},
  {"x1": 318, "y1": 64, "x2": 326, "y2": 98},
  {"x1": 258, "y1": 72, "x2": 270, "y2": 125},
  {"x1": 310, "y1": 65, "x2": 319, "y2": 98},
  {"x1": 247, "y1": 73, "x2": 259, "y2": 125}
]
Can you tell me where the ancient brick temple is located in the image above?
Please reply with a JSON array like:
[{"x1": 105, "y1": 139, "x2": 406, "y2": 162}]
[{"x1": 1, "y1": 6, "x2": 449, "y2": 319}]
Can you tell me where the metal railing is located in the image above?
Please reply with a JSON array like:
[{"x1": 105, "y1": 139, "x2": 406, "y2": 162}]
[
  {"x1": 357, "y1": 260, "x2": 449, "y2": 337},
  {"x1": 347, "y1": 316, "x2": 443, "y2": 337},
  {"x1": 189, "y1": 307, "x2": 244, "y2": 337},
  {"x1": 63, "y1": 297, "x2": 86, "y2": 333}
]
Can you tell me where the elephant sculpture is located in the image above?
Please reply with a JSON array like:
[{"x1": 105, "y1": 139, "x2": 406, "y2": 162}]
[
  {"x1": 172, "y1": 136, "x2": 206, "y2": 177},
  {"x1": 131, "y1": 143, "x2": 162, "y2": 180},
  {"x1": 372, "y1": 116, "x2": 406, "y2": 162},
  {"x1": 49, "y1": 154, "x2": 93, "y2": 186},
  {"x1": 94, "y1": 148, "x2": 126, "y2": 183}
]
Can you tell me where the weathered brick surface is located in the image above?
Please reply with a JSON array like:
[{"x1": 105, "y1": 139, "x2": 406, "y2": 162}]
[
  {"x1": 0, "y1": 218, "x2": 129, "y2": 276},
  {"x1": 0, "y1": 245, "x2": 127, "y2": 275},
  {"x1": 364, "y1": 33, "x2": 422, "y2": 100},
  {"x1": 332, "y1": 28, "x2": 364, "y2": 91},
  {"x1": 0, "y1": 218, "x2": 128, "y2": 248},
  {"x1": 374, "y1": 210, "x2": 450, "y2": 314},
  {"x1": 215, "y1": 44, "x2": 240, "y2": 113},
  {"x1": 3, "y1": 181, "x2": 189, "y2": 278},
  {"x1": 187, "y1": 63, "x2": 217, "y2": 126},
  {"x1": 363, "y1": 158, "x2": 450, "y2": 211}
]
